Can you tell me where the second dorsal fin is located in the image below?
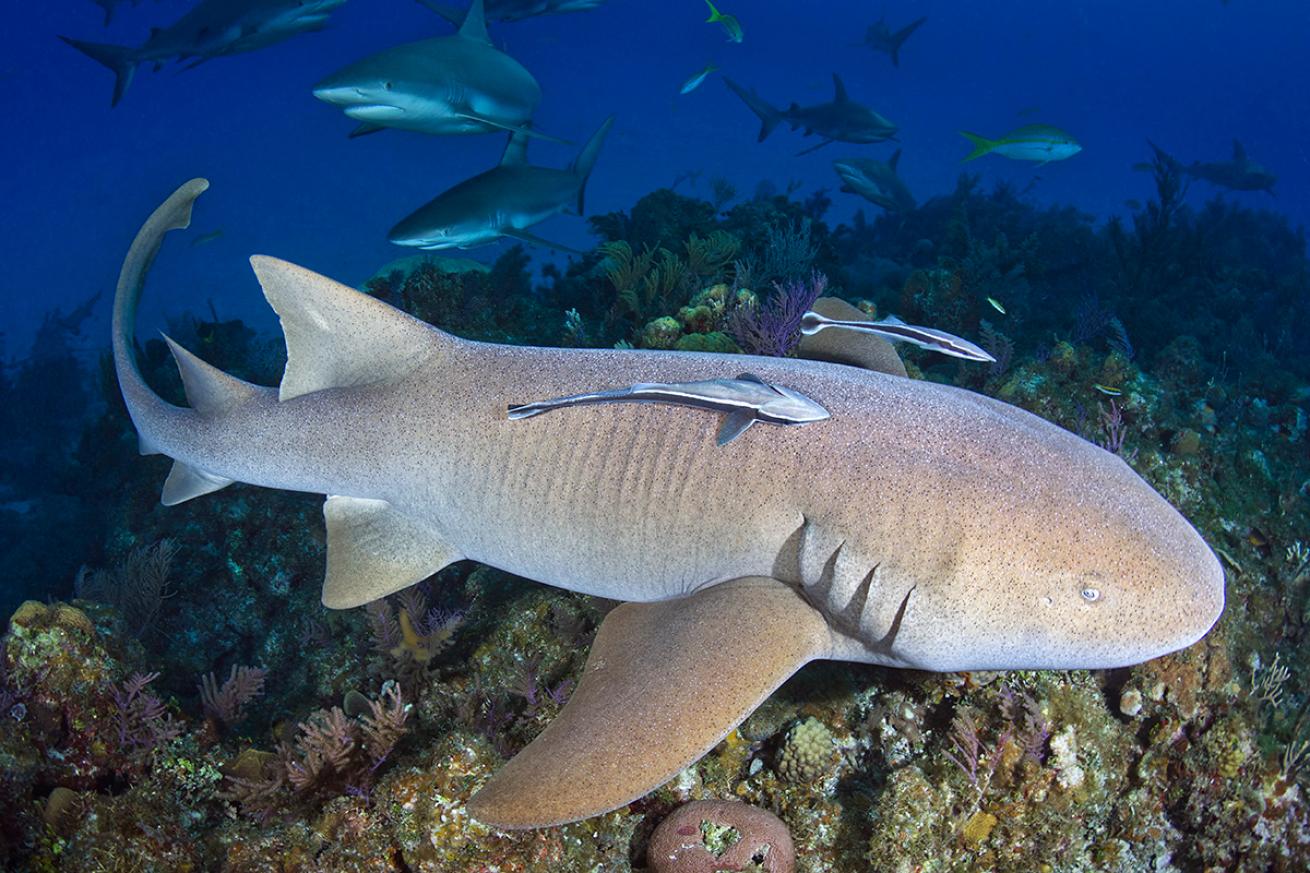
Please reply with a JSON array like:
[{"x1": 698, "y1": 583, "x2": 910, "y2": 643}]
[{"x1": 796, "y1": 297, "x2": 908, "y2": 377}]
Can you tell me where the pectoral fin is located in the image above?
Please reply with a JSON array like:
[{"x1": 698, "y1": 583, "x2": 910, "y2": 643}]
[
  {"x1": 501, "y1": 228, "x2": 586, "y2": 255},
  {"x1": 466, "y1": 576, "x2": 830, "y2": 829},
  {"x1": 716, "y1": 409, "x2": 755, "y2": 445},
  {"x1": 796, "y1": 296, "x2": 908, "y2": 377},
  {"x1": 321, "y1": 496, "x2": 463, "y2": 609}
]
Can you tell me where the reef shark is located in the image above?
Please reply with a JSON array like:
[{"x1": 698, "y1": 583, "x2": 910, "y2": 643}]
[
  {"x1": 61, "y1": 0, "x2": 347, "y2": 106},
  {"x1": 113, "y1": 180, "x2": 1225, "y2": 829},
  {"x1": 861, "y1": 15, "x2": 927, "y2": 67},
  {"x1": 387, "y1": 117, "x2": 612, "y2": 252},
  {"x1": 833, "y1": 150, "x2": 916, "y2": 213},
  {"x1": 724, "y1": 74, "x2": 898, "y2": 155},
  {"x1": 1186, "y1": 140, "x2": 1277, "y2": 195},
  {"x1": 313, "y1": 0, "x2": 564, "y2": 142}
]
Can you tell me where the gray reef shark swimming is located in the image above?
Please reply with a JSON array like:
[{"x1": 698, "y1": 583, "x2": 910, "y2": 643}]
[
  {"x1": 833, "y1": 150, "x2": 917, "y2": 213},
  {"x1": 313, "y1": 0, "x2": 564, "y2": 141},
  {"x1": 1186, "y1": 140, "x2": 1277, "y2": 195},
  {"x1": 387, "y1": 117, "x2": 612, "y2": 252},
  {"x1": 113, "y1": 180, "x2": 1224, "y2": 829},
  {"x1": 62, "y1": 0, "x2": 347, "y2": 106},
  {"x1": 724, "y1": 74, "x2": 898, "y2": 155},
  {"x1": 417, "y1": 0, "x2": 606, "y2": 23},
  {"x1": 861, "y1": 15, "x2": 927, "y2": 67}
]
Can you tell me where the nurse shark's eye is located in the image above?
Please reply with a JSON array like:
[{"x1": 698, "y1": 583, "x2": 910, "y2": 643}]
[{"x1": 1081, "y1": 586, "x2": 1101, "y2": 603}]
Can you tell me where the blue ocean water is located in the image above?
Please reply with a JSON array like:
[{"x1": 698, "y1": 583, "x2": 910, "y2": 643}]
[
  {"x1": 3, "y1": 3, "x2": 1310, "y2": 868},
  {"x1": 2, "y1": 0, "x2": 1305, "y2": 350}
]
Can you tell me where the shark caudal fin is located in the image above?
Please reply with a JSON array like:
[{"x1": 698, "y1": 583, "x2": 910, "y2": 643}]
[
  {"x1": 723, "y1": 77, "x2": 783, "y2": 142},
  {"x1": 569, "y1": 116, "x2": 614, "y2": 215},
  {"x1": 59, "y1": 36, "x2": 139, "y2": 107},
  {"x1": 890, "y1": 16, "x2": 927, "y2": 67},
  {"x1": 467, "y1": 577, "x2": 830, "y2": 828},
  {"x1": 112, "y1": 179, "x2": 276, "y2": 507},
  {"x1": 960, "y1": 131, "x2": 996, "y2": 162}
]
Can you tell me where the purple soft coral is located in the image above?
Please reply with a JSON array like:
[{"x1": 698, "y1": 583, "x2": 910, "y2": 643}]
[{"x1": 727, "y1": 271, "x2": 828, "y2": 357}]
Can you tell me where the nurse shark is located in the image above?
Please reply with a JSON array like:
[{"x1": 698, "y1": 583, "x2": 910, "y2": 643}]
[{"x1": 112, "y1": 180, "x2": 1225, "y2": 829}]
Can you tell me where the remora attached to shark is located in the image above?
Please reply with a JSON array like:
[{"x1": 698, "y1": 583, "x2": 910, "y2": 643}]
[
  {"x1": 387, "y1": 117, "x2": 613, "y2": 252},
  {"x1": 724, "y1": 74, "x2": 898, "y2": 155},
  {"x1": 61, "y1": 0, "x2": 348, "y2": 106},
  {"x1": 313, "y1": 0, "x2": 564, "y2": 142},
  {"x1": 115, "y1": 180, "x2": 1225, "y2": 829}
]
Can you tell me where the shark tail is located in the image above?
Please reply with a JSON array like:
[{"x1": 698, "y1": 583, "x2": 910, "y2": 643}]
[
  {"x1": 60, "y1": 35, "x2": 139, "y2": 107},
  {"x1": 890, "y1": 16, "x2": 927, "y2": 67},
  {"x1": 959, "y1": 131, "x2": 996, "y2": 162},
  {"x1": 723, "y1": 77, "x2": 782, "y2": 142},
  {"x1": 570, "y1": 116, "x2": 615, "y2": 214},
  {"x1": 112, "y1": 179, "x2": 267, "y2": 506}
]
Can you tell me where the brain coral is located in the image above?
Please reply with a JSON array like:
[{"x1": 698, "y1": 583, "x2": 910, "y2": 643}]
[{"x1": 647, "y1": 799, "x2": 795, "y2": 873}]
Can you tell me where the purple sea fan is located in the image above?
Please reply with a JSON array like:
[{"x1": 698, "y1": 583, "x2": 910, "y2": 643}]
[{"x1": 726, "y1": 270, "x2": 828, "y2": 357}]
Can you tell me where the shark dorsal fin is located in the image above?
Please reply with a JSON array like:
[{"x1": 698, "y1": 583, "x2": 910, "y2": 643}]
[
  {"x1": 795, "y1": 297, "x2": 908, "y2": 377},
  {"x1": 500, "y1": 131, "x2": 529, "y2": 165},
  {"x1": 248, "y1": 256, "x2": 446, "y2": 401},
  {"x1": 161, "y1": 334, "x2": 267, "y2": 415},
  {"x1": 889, "y1": 148, "x2": 902, "y2": 173},
  {"x1": 322, "y1": 496, "x2": 464, "y2": 608},
  {"x1": 458, "y1": 0, "x2": 491, "y2": 44},
  {"x1": 832, "y1": 73, "x2": 849, "y2": 102},
  {"x1": 1232, "y1": 139, "x2": 1247, "y2": 163}
]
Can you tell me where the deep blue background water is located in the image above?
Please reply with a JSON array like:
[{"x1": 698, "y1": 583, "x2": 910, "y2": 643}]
[{"x1": 2, "y1": 0, "x2": 1306, "y2": 355}]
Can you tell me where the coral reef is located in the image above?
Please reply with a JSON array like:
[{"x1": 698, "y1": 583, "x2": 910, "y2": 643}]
[{"x1": 2, "y1": 167, "x2": 1309, "y2": 870}]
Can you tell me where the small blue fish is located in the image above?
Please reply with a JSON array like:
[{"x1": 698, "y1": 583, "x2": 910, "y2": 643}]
[{"x1": 680, "y1": 64, "x2": 719, "y2": 95}]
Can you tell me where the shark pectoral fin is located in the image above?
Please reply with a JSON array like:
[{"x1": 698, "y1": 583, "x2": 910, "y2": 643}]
[
  {"x1": 795, "y1": 139, "x2": 835, "y2": 157},
  {"x1": 321, "y1": 496, "x2": 463, "y2": 609},
  {"x1": 460, "y1": 115, "x2": 573, "y2": 146},
  {"x1": 467, "y1": 576, "x2": 830, "y2": 829},
  {"x1": 348, "y1": 122, "x2": 386, "y2": 138},
  {"x1": 796, "y1": 297, "x2": 908, "y2": 377},
  {"x1": 248, "y1": 256, "x2": 448, "y2": 401},
  {"x1": 501, "y1": 228, "x2": 586, "y2": 255},
  {"x1": 716, "y1": 409, "x2": 755, "y2": 445}
]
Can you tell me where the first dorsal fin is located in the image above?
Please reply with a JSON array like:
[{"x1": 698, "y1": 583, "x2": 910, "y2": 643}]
[
  {"x1": 458, "y1": 0, "x2": 490, "y2": 44},
  {"x1": 832, "y1": 73, "x2": 849, "y2": 102},
  {"x1": 500, "y1": 130, "x2": 529, "y2": 165},
  {"x1": 1232, "y1": 139, "x2": 1247, "y2": 163},
  {"x1": 322, "y1": 496, "x2": 464, "y2": 608},
  {"x1": 796, "y1": 297, "x2": 908, "y2": 377},
  {"x1": 248, "y1": 256, "x2": 445, "y2": 402},
  {"x1": 888, "y1": 148, "x2": 902, "y2": 173}
]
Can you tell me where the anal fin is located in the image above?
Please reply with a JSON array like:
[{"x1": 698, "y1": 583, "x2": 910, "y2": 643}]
[
  {"x1": 467, "y1": 576, "x2": 831, "y2": 829},
  {"x1": 796, "y1": 296, "x2": 908, "y2": 377},
  {"x1": 162, "y1": 462, "x2": 234, "y2": 506},
  {"x1": 322, "y1": 496, "x2": 463, "y2": 609}
]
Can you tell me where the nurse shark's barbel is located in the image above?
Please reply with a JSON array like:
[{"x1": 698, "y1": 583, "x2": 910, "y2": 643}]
[{"x1": 112, "y1": 180, "x2": 1224, "y2": 829}]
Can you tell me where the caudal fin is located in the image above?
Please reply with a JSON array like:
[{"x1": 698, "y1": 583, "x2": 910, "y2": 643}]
[
  {"x1": 890, "y1": 16, "x2": 927, "y2": 67},
  {"x1": 570, "y1": 116, "x2": 614, "y2": 214},
  {"x1": 59, "y1": 35, "x2": 138, "y2": 107},
  {"x1": 723, "y1": 77, "x2": 782, "y2": 142},
  {"x1": 959, "y1": 131, "x2": 995, "y2": 162}
]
